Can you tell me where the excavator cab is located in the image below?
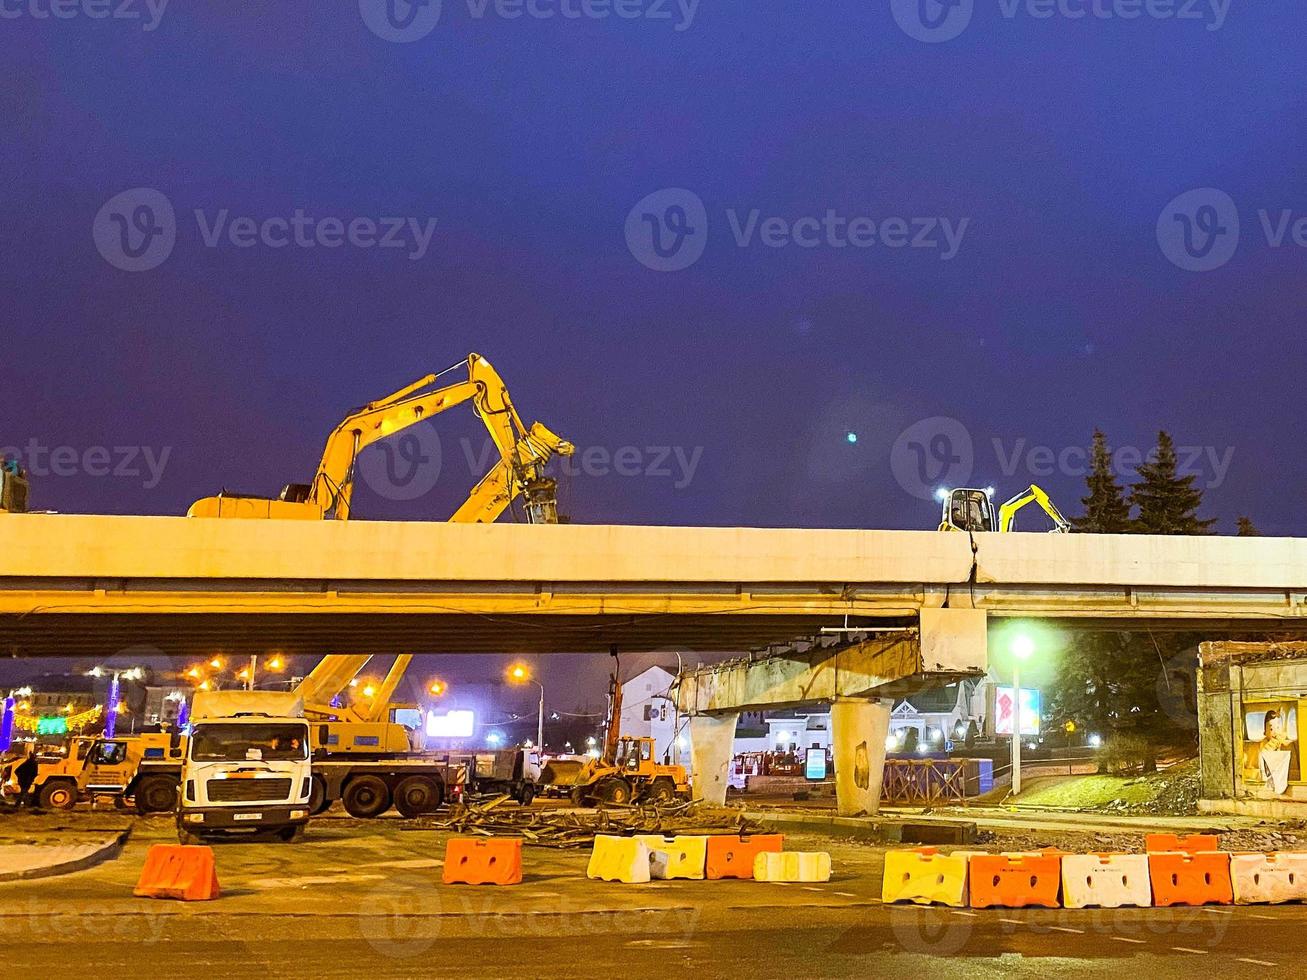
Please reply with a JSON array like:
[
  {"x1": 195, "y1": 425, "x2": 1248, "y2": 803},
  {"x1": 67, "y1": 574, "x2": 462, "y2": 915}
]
[
  {"x1": 939, "y1": 485, "x2": 1071, "y2": 534},
  {"x1": 939, "y1": 488, "x2": 994, "y2": 533}
]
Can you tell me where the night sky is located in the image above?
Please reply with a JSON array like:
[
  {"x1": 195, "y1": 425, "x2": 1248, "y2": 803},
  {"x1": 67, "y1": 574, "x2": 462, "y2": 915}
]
[{"x1": 2, "y1": 2, "x2": 1302, "y2": 701}]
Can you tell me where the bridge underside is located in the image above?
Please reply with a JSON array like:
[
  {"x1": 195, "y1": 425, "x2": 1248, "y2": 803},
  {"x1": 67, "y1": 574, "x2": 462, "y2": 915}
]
[{"x1": 0, "y1": 611, "x2": 863, "y2": 658}]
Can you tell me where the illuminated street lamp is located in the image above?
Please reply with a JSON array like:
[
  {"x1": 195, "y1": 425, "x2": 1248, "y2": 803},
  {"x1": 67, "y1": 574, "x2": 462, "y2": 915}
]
[
  {"x1": 507, "y1": 663, "x2": 545, "y2": 752},
  {"x1": 428, "y1": 680, "x2": 448, "y2": 697},
  {"x1": 1010, "y1": 632, "x2": 1035, "y2": 796}
]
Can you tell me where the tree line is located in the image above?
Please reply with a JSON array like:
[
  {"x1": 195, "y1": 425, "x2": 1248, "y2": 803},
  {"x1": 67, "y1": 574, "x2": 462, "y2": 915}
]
[{"x1": 1049, "y1": 428, "x2": 1250, "y2": 772}]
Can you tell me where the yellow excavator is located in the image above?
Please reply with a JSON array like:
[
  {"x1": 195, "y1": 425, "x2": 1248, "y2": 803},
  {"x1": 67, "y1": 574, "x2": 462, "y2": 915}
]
[
  {"x1": 937, "y1": 485, "x2": 1071, "y2": 534},
  {"x1": 188, "y1": 353, "x2": 573, "y2": 524}
]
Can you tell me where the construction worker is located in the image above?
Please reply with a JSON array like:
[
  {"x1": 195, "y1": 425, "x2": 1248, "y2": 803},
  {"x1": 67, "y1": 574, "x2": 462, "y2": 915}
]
[{"x1": 14, "y1": 745, "x2": 39, "y2": 807}]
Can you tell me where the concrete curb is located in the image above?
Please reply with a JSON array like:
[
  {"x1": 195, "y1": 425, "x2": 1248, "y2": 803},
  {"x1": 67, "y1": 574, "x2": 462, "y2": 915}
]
[
  {"x1": 0, "y1": 827, "x2": 132, "y2": 883},
  {"x1": 747, "y1": 810, "x2": 981, "y2": 845}
]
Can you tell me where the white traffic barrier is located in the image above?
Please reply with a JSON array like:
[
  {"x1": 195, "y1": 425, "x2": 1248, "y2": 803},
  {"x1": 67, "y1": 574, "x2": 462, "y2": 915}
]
[
  {"x1": 587, "y1": 836, "x2": 652, "y2": 884},
  {"x1": 754, "y1": 851, "x2": 831, "y2": 883},
  {"x1": 1231, "y1": 852, "x2": 1307, "y2": 905},
  {"x1": 635, "y1": 835, "x2": 709, "y2": 880},
  {"x1": 1061, "y1": 854, "x2": 1153, "y2": 909}
]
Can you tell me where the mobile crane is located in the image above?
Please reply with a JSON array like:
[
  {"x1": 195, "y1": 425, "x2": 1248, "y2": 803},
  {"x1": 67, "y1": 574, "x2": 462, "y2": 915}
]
[
  {"x1": 188, "y1": 353, "x2": 573, "y2": 524},
  {"x1": 937, "y1": 484, "x2": 1072, "y2": 534}
]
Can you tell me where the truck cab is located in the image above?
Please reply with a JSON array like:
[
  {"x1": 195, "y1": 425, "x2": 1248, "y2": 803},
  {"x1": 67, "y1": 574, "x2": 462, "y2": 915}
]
[{"x1": 179, "y1": 706, "x2": 312, "y2": 843}]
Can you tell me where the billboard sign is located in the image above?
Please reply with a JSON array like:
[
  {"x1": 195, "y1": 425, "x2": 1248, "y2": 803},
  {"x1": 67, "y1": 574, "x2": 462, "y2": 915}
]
[{"x1": 995, "y1": 687, "x2": 1040, "y2": 736}]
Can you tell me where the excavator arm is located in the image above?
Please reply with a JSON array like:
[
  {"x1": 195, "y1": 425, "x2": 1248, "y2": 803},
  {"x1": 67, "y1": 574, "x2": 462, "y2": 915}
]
[
  {"x1": 189, "y1": 353, "x2": 573, "y2": 523},
  {"x1": 309, "y1": 353, "x2": 572, "y2": 521},
  {"x1": 997, "y1": 484, "x2": 1071, "y2": 533}
]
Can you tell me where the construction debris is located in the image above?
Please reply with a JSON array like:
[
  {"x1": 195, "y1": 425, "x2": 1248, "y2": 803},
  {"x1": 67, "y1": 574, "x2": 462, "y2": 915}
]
[{"x1": 410, "y1": 798, "x2": 761, "y2": 848}]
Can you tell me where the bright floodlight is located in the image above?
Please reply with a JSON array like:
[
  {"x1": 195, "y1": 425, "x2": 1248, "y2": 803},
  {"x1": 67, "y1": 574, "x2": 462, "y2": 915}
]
[
  {"x1": 1011, "y1": 634, "x2": 1036, "y2": 660},
  {"x1": 934, "y1": 487, "x2": 949, "y2": 501}
]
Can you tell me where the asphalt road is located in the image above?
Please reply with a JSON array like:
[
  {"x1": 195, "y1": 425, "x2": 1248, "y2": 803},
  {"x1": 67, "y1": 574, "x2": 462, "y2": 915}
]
[{"x1": 1, "y1": 811, "x2": 1301, "y2": 978}]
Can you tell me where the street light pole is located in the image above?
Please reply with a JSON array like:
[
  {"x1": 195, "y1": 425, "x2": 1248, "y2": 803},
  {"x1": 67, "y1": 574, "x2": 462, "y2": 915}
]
[
  {"x1": 1009, "y1": 633, "x2": 1034, "y2": 797},
  {"x1": 1011, "y1": 658, "x2": 1022, "y2": 797},
  {"x1": 534, "y1": 680, "x2": 544, "y2": 751}
]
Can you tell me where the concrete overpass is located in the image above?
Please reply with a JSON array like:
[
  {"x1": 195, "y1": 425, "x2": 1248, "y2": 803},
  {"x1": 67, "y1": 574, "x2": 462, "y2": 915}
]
[
  {"x1": 7, "y1": 513, "x2": 1307, "y2": 817},
  {"x1": 4, "y1": 514, "x2": 1307, "y2": 658}
]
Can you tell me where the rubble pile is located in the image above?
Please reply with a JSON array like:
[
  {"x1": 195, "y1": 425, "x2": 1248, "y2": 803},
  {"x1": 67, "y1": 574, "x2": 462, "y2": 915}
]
[{"x1": 413, "y1": 796, "x2": 761, "y2": 848}]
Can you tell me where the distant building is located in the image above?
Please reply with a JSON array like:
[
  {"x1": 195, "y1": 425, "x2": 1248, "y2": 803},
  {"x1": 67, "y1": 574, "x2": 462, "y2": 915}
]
[{"x1": 619, "y1": 665, "x2": 679, "y2": 762}]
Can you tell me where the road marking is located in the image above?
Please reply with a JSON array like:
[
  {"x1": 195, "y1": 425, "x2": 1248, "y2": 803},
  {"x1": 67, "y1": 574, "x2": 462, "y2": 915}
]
[
  {"x1": 1250, "y1": 914, "x2": 1277, "y2": 920},
  {"x1": 998, "y1": 918, "x2": 1024, "y2": 925},
  {"x1": 1049, "y1": 926, "x2": 1084, "y2": 934},
  {"x1": 802, "y1": 886, "x2": 824, "y2": 892},
  {"x1": 834, "y1": 892, "x2": 857, "y2": 898},
  {"x1": 950, "y1": 910, "x2": 978, "y2": 917},
  {"x1": 1203, "y1": 907, "x2": 1233, "y2": 915},
  {"x1": 1111, "y1": 937, "x2": 1146, "y2": 945},
  {"x1": 1237, "y1": 958, "x2": 1278, "y2": 967},
  {"x1": 1171, "y1": 947, "x2": 1208, "y2": 955}
]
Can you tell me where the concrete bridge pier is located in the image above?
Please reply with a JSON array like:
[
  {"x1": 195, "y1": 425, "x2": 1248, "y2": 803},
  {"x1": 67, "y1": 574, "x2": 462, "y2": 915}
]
[
  {"x1": 689, "y1": 711, "x2": 740, "y2": 805},
  {"x1": 831, "y1": 697, "x2": 892, "y2": 816}
]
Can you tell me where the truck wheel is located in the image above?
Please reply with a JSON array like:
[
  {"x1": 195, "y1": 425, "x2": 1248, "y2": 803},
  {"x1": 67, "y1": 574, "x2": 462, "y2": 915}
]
[
  {"x1": 277, "y1": 824, "x2": 306, "y2": 843},
  {"x1": 38, "y1": 780, "x2": 78, "y2": 810},
  {"x1": 597, "y1": 778, "x2": 633, "y2": 806},
  {"x1": 309, "y1": 776, "x2": 331, "y2": 815},
  {"x1": 646, "y1": 778, "x2": 676, "y2": 804},
  {"x1": 177, "y1": 828, "x2": 202, "y2": 846},
  {"x1": 342, "y1": 775, "x2": 392, "y2": 818},
  {"x1": 393, "y1": 776, "x2": 443, "y2": 818},
  {"x1": 134, "y1": 776, "x2": 179, "y2": 815},
  {"x1": 517, "y1": 783, "x2": 535, "y2": 806}
]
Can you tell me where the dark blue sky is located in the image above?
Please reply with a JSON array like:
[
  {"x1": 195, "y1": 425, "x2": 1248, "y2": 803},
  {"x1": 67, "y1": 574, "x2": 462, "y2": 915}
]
[{"x1": 3, "y1": 2, "x2": 1303, "y2": 536}]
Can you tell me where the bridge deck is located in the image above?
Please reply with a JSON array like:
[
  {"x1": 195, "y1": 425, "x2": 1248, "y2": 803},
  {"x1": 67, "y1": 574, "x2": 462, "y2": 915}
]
[{"x1": 2, "y1": 515, "x2": 1306, "y2": 657}]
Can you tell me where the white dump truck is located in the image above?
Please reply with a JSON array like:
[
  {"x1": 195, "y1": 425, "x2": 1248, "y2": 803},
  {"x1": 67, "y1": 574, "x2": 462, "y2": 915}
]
[{"x1": 177, "y1": 690, "x2": 313, "y2": 844}]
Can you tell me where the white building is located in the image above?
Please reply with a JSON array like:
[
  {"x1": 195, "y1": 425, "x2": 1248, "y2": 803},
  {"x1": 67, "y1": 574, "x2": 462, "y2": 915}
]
[{"x1": 618, "y1": 666, "x2": 681, "y2": 763}]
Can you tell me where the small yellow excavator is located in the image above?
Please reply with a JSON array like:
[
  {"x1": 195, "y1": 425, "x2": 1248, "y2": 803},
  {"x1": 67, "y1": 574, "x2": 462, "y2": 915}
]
[
  {"x1": 188, "y1": 353, "x2": 573, "y2": 523},
  {"x1": 937, "y1": 485, "x2": 1071, "y2": 534}
]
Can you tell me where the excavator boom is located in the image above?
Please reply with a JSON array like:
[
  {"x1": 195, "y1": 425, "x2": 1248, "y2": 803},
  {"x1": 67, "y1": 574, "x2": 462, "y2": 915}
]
[{"x1": 188, "y1": 353, "x2": 573, "y2": 523}]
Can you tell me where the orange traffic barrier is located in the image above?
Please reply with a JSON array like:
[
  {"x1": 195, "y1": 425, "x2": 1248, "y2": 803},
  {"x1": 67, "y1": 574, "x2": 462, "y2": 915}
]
[
  {"x1": 969, "y1": 851, "x2": 1062, "y2": 909},
  {"x1": 1145, "y1": 834, "x2": 1220, "y2": 854},
  {"x1": 1147, "y1": 851, "x2": 1233, "y2": 907},
  {"x1": 705, "y1": 834, "x2": 784, "y2": 880},
  {"x1": 442, "y1": 838, "x2": 523, "y2": 885},
  {"x1": 133, "y1": 844, "x2": 220, "y2": 901}
]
